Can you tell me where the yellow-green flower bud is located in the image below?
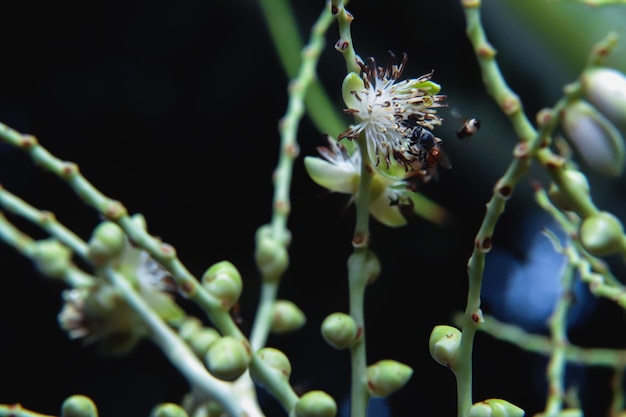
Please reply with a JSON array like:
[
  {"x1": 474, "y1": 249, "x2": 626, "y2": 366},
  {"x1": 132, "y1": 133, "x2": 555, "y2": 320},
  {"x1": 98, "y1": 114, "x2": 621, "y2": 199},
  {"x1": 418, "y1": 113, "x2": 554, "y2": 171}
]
[
  {"x1": 365, "y1": 359, "x2": 413, "y2": 398},
  {"x1": 321, "y1": 312, "x2": 359, "y2": 349},
  {"x1": 468, "y1": 398, "x2": 524, "y2": 417},
  {"x1": 294, "y1": 390, "x2": 337, "y2": 417},
  {"x1": 257, "y1": 347, "x2": 292, "y2": 380},
  {"x1": 201, "y1": 261, "x2": 242, "y2": 310},
  {"x1": 562, "y1": 99, "x2": 625, "y2": 177},
  {"x1": 61, "y1": 395, "x2": 98, "y2": 417},
  {"x1": 179, "y1": 318, "x2": 220, "y2": 356},
  {"x1": 33, "y1": 239, "x2": 72, "y2": 279},
  {"x1": 582, "y1": 67, "x2": 626, "y2": 129},
  {"x1": 151, "y1": 403, "x2": 189, "y2": 417},
  {"x1": 363, "y1": 250, "x2": 381, "y2": 284},
  {"x1": 204, "y1": 336, "x2": 251, "y2": 381},
  {"x1": 87, "y1": 221, "x2": 125, "y2": 264},
  {"x1": 548, "y1": 170, "x2": 590, "y2": 212},
  {"x1": 429, "y1": 325, "x2": 462, "y2": 370},
  {"x1": 255, "y1": 226, "x2": 289, "y2": 282},
  {"x1": 579, "y1": 211, "x2": 624, "y2": 256},
  {"x1": 342, "y1": 72, "x2": 365, "y2": 111},
  {"x1": 270, "y1": 299, "x2": 306, "y2": 333}
]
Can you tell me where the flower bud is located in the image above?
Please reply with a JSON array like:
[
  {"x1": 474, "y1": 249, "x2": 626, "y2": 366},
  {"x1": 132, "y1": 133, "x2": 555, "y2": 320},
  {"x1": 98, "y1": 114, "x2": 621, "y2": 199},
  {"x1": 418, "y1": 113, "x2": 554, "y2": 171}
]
[
  {"x1": 256, "y1": 347, "x2": 292, "y2": 380},
  {"x1": 365, "y1": 359, "x2": 413, "y2": 398},
  {"x1": 579, "y1": 211, "x2": 624, "y2": 256},
  {"x1": 61, "y1": 395, "x2": 98, "y2": 417},
  {"x1": 363, "y1": 250, "x2": 381, "y2": 284},
  {"x1": 271, "y1": 300, "x2": 306, "y2": 333},
  {"x1": 151, "y1": 403, "x2": 189, "y2": 417},
  {"x1": 468, "y1": 398, "x2": 524, "y2": 417},
  {"x1": 33, "y1": 239, "x2": 72, "y2": 279},
  {"x1": 255, "y1": 225, "x2": 289, "y2": 282},
  {"x1": 429, "y1": 325, "x2": 462, "y2": 370},
  {"x1": 294, "y1": 390, "x2": 337, "y2": 417},
  {"x1": 582, "y1": 67, "x2": 626, "y2": 129},
  {"x1": 204, "y1": 336, "x2": 251, "y2": 381},
  {"x1": 87, "y1": 221, "x2": 125, "y2": 264},
  {"x1": 562, "y1": 99, "x2": 625, "y2": 177},
  {"x1": 342, "y1": 72, "x2": 365, "y2": 110},
  {"x1": 548, "y1": 170, "x2": 590, "y2": 212},
  {"x1": 201, "y1": 261, "x2": 242, "y2": 309},
  {"x1": 321, "y1": 312, "x2": 359, "y2": 349},
  {"x1": 179, "y1": 318, "x2": 220, "y2": 357}
]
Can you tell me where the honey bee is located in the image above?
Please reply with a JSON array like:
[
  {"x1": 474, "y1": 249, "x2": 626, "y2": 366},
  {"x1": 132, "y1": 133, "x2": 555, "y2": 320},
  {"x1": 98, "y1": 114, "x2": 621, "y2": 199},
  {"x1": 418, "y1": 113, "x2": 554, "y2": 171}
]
[{"x1": 456, "y1": 118, "x2": 480, "y2": 140}]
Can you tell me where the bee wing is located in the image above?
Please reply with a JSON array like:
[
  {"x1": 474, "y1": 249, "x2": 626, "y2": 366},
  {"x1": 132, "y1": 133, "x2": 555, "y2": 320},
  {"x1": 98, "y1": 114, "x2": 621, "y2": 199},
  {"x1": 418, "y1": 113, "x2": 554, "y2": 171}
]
[{"x1": 436, "y1": 147, "x2": 452, "y2": 170}]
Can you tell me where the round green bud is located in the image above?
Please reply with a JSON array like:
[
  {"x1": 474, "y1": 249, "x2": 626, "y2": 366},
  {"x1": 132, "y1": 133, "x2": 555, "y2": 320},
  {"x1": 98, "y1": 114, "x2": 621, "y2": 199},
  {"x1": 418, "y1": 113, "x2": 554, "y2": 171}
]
[
  {"x1": 365, "y1": 359, "x2": 413, "y2": 398},
  {"x1": 271, "y1": 300, "x2": 306, "y2": 333},
  {"x1": 186, "y1": 327, "x2": 221, "y2": 358},
  {"x1": 33, "y1": 238, "x2": 72, "y2": 278},
  {"x1": 61, "y1": 395, "x2": 98, "y2": 417},
  {"x1": 294, "y1": 390, "x2": 337, "y2": 417},
  {"x1": 257, "y1": 347, "x2": 292, "y2": 379},
  {"x1": 204, "y1": 336, "x2": 251, "y2": 381},
  {"x1": 579, "y1": 211, "x2": 624, "y2": 256},
  {"x1": 429, "y1": 325, "x2": 462, "y2": 370},
  {"x1": 202, "y1": 261, "x2": 242, "y2": 309},
  {"x1": 87, "y1": 221, "x2": 125, "y2": 264},
  {"x1": 582, "y1": 67, "x2": 626, "y2": 129},
  {"x1": 341, "y1": 72, "x2": 365, "y2": 111},
  {"x1": 561, "y1": 99, "x2": 625, "y2": 177},
  {"x1": 151, "y1": 403, "x2": 189, "y2": 417},
  {"x1": 468, "y1": 398, "x2": 524, "y2": 417},
  {"x1": 321, "y1": 312, "x2": 359, "y2": 349},
  {"x1": 548, "y1": 170, "x2": 590, "y2": 212},
  {"x1": 131, "y1": 213, "x2": 148, "y2": 230},
  {"x1": 255, "y1": 227, "x2": 289, "y2": 282}
]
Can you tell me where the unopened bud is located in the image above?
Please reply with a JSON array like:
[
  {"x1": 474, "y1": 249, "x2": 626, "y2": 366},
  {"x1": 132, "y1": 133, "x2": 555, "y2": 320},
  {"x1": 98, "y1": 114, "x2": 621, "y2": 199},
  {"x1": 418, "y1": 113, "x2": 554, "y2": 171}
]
[
  {"x1": 87, "y1": 221, "x2": 125, "y2": 264},
  {"x1": 204, "y1": 336, "x2": 251, "y2": 381},
  {"x1": 294, "y1": 390, "x2": 337, "y2": 417},
  {"x1": 562, "y1": 99, "x2": 625, "y2": 177},
  {"x1": 363, "y1": 250, "x2": 381, "y2": 284},
  {"x1": 257, "y1": 347, "x2": 292, "y2": 380},
  {"x1": 33, "y1": 239, "x2": 72, "y2": 278},
  {"x1": 202, "y1": 261, "x2": 242, "y2": 310},
  {"x1": 179, "y1": 318, "x2": 220, "y2": 356},
  {"x1": 151, "y1": 403, "x2": 189, "y2": 417},
  {"x1": 61, "y1": 395, "x2": 98, "y2": 417},
  {"x1": 429, "y1": 325, "x2": 462, "y2": 370},
  {"x1": 365, "y1": 359, "x2": 413, "y2": 398},
  {"x1": 579, "y1": 211, "x2": 624, "y2": 256},
  {"x1": 271, "y1": 300, "x2": 306, "y2": 333},
  {"x1": 321, "y1": 312, "x2": 359, "y2": 349},
  {"x1": 468, "y1": 398, "x2": 524, "y2": 417},
  {"x1": 548, "y1": 170, "x2": 590, "y2": 212},
  {"x1": 255, "y1": 226, "x2": 289, "y2": 282},
  {"x1": 582, "y1": 67, "x2": 626, "y2": 129}
]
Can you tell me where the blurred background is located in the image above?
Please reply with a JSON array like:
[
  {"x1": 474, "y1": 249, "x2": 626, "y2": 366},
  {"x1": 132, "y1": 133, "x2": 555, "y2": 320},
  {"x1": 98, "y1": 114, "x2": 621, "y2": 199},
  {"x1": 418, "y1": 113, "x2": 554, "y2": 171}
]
[{"x1": 1, "y1": 0, "x2": 626, "y2": 416}]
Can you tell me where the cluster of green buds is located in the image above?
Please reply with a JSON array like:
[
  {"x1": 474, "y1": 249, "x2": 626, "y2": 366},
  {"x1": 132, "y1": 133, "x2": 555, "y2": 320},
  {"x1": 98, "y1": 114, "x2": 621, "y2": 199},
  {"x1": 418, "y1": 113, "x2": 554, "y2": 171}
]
[{"x1": 57, "y1": 215, "x2": 185, "y2": 355}]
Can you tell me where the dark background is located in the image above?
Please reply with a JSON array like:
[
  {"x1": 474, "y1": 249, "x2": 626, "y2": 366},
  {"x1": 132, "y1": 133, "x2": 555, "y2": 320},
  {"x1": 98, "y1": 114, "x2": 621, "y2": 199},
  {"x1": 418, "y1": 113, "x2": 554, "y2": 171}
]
[{"x1": 1, "y1": 0, "x2": 626, "y2": 416}]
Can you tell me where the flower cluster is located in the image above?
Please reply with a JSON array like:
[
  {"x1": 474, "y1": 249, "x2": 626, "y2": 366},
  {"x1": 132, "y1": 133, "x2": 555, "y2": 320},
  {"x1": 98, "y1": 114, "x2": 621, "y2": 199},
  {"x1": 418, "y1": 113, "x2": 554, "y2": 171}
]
[{"x1": 304, "y1": 53, "x2": 448, "y2": 227}]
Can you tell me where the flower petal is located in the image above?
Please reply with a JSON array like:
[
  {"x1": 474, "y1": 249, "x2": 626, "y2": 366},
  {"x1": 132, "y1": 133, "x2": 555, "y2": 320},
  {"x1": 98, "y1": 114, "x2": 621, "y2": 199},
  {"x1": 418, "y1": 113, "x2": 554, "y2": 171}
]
[
  {"x1": 342, "y1": 72, "x2": 366, "y2": 109},
  {"x1": 304, "y1": 156, "x2": 358, "y2": 194},
  {"x1": 370, "y1": 193, "x2": 407, "y2": 227}
]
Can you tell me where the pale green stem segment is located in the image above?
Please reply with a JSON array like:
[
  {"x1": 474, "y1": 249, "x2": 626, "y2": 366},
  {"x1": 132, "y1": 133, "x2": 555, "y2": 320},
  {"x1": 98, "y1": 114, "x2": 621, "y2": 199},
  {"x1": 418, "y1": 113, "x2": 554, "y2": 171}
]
[
  {"x1": 257, "y1": 0, "x2": 346, "y2": 138},
  {"x1": 552, "y1": 0, "x2": 626, "y2": 4},
  {"x1": 458, "y1": 1, "x2": 619, "y2": 414},
  {"x1": 250, "y1": 3, "x2": 333, "y2": 352},
  {"x1": 610, "y1": 368, "x2": 626, "y2": 417},
  {"x1": 0, "y1": 404, "x2": 56, "y2": 417},
  {"x1": 102, "y1": 266, "x2": 262, "y2": 417},
  {"x1": 0, "y1": 209, "x2": 94, "y2": 288},
  {"x1": 542, "y1": 232, "x2": 575, "y2": 416},
  {"x1": 345, "y1": 136, "x2": 374, "y2": 417},
  {"x1": 0, "y1": 185, "x2": 89, "y2": 259},
  {"x1": 457, "y1": 312, "x2": 626, "y2": 368}
]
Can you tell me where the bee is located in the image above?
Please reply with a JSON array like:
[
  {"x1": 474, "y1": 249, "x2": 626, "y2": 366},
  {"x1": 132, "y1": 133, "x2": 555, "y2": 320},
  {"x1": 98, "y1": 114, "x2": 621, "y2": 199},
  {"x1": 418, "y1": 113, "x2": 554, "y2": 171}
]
[
  {"x1": 407, "y1": 125, "x2": 452, "y2": 170},
  {"x1": 456, "y1": 118, "x2": 480, "y2": 140}
]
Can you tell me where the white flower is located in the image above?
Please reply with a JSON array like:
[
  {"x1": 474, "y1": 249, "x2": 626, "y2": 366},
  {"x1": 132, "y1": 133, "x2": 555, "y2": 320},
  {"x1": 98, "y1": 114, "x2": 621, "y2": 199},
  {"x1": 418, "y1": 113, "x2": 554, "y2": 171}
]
[
  {"x1": 338, "y1": 53, "x2": 446, "y2": 178},
  {"x1": 304, "y1": 136, "x2": 447, "y2": 227}
]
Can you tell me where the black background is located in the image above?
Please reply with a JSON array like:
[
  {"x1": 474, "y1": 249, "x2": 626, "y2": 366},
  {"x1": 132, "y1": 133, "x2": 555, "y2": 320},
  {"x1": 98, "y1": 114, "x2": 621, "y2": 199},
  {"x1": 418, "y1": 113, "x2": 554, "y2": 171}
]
[{"x1": 1, "y1": 1, "x2": 626, "y2": 416}]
